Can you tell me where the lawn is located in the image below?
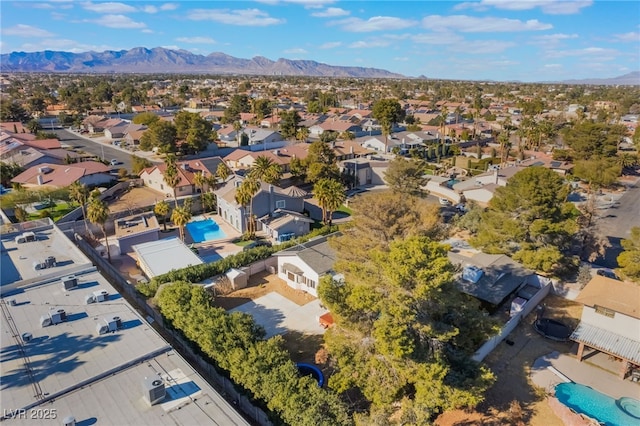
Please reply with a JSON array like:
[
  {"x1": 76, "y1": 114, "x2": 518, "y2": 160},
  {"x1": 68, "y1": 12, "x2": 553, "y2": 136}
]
[
  {"x1": 336, "y1": 204, "x2": 352, "y2": 215},
  {"x1": 27, "y1": 202, "x2": 77, "y2": 222}
]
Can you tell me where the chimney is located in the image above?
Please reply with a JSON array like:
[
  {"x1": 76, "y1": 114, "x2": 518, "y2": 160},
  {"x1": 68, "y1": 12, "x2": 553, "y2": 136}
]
[{"x1": 37, "y1": 174, "x2": 43, "y2": 185}]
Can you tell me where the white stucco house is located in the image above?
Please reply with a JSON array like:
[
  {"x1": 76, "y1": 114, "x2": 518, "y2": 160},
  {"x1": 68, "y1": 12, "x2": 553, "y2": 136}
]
[
  {"x1": 571, "y1": 275, "x2": 640, "y2": 380},
  {"x1": 274, "y1": 233, "x2": 338, "y2": 297}
]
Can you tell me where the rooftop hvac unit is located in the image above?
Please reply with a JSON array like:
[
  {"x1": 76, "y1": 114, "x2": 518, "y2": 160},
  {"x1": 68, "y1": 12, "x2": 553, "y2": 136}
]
[
  {"x1": 22, "y1": 332, "x2": 33, "y2": 343},
  {"x1": 105, "y1": 316, "x2": 122, "y2": 332},
  {"x1": 85, "y1": 294, "x2": 96, "y2": 304},
  {"x1": 40, "y1": 315, "x2": 52, "y2": 328},
  {"x1": 62, "y1": 275, "x2": 78, "y2": 290},
  {"x1": 462, "y1": 266, "x2": 484, "y2": 283},
  {"x1": 7, "y1": 298, "x2": 16, "y2": 306},
  {"x1": 33, "y1": 261, "x2": 47, "y2": 271},
  {"x1": 96, "y1": 323, "x2": 109, "y2": 335},
  {"x1": 15, "y1": 231, "x2": 36, "y2": 244},
  {"x1": 45, "y1": 256, "x2": 57, "y2": 268},
  {"x1": 62, "y1": 416, "x2": 76, "y2": 426},
  {"x1": 93, "y1": 290, "x2": 109, "y2": 302},
  {"x1": 49, "y1": 308, "x2": 67, "y2": 324},
  {"x1": 142, "y1": 376, "x2": 166, "y2": 406}
]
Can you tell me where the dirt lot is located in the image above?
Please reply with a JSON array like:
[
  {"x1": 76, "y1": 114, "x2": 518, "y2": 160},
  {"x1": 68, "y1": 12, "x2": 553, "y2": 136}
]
[
  {"x1": 436, "y1": 294, "x2": 583, "y2": 425},
  {"x1": 212, "y1": 270, "x2": 316, "y2": 310}
]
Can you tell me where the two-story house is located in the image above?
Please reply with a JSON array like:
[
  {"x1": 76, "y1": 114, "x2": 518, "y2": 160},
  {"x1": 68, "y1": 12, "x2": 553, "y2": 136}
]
[
  {"x1": 215, "y1": 176, "x2": 307, "y2": 234},
  {"x1": 139, "y1": 157, "x2": 224, "y2": 198},
  {"x1": 571, "y1": 276, "x2": 640, "y2": 379}
]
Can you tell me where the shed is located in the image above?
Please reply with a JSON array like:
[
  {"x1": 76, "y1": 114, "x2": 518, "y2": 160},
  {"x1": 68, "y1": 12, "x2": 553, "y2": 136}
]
[{"x1": 226, "y1": 268, "x2": 248, "y2": 290}]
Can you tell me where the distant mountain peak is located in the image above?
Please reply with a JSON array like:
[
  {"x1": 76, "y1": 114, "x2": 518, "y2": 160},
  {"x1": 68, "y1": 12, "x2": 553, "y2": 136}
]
[{"x1": 0, "y1": 47, "x2": 405, "y2": 78}]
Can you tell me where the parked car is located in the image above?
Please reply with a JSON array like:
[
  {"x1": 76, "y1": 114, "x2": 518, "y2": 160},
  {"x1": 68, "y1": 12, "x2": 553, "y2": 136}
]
[
  {"x1": 597, "y1": 269, "x2": 619, "y2": 280},
  {"x1": 439, "y1": 197, "x2": 451, "y2": 206},
  {"x1": 110, "y1": 159, "x2": 119, "y2": 166}
]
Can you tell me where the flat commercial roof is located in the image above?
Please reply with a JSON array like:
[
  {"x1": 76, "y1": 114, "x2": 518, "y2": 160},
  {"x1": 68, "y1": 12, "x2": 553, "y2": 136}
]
[
  {"x1": 114, "y1": 212, "x2": 160, "y2": 239},
  {"x1": 133, "y1": 237, "x2": 203, "y2": 278},
  {"x1": 1, "y1": 220, "x2": 91, "y2": 293},
  {"x1": 0, "y1": 222, "x2": 248, "y2": 425}
]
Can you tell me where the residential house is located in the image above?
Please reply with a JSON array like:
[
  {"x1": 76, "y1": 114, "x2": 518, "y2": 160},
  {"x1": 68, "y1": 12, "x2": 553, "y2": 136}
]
[
  {"x1": 571, "y1": 276, "x2": 640, "y2": 379},
  {"x1": 123, "y1": 124, "x2": 148, "y2": 146},
  {"x1": 215, "y1": 176, "x2": 306, "y2": 234},
  {"x1": 309, "y1": 120, "x2": 362, "y2": 138},
  {"x1": 223, "y1": 145, "x2": 308, "y2": 173},
  {"x1": 1, "y1": 146, "x2": 81, "y2": 169},
  {"x1": 259, "y1": 209, "x2": 314, "y2": 242},
  {"x1": 241, "y1": 128, "x2": 286, "y2": 151},
  {"x1": 11, "y1": 161, "x2": 113, "y2": 189},
  {"x1": 274, "y1": 233, "x2": 339, "y2": 297},
  {"x1": 104, "y1": 122, "x2": 129, "y2": 140},
  {"x1": 139, "y1": 156, "x2": 224, "y2": 198},
  {"x1": 448, "y1": 251, "x2": 540, "y2": 310},
  {"x1": 114, "y1": 212, "x2": 160, "y2": 254}
]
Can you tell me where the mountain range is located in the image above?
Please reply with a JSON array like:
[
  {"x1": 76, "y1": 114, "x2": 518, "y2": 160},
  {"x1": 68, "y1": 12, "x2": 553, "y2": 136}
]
[
  {"x1": 1, "y1": 47, "x2": 638, "y2": 85},
  {"x1": 0, "y1": 47, "x2": 404, "y2": 78}
]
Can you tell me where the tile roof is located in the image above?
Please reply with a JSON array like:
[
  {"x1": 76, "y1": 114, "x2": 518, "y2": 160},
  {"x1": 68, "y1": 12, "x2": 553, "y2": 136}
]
[{"x1": 11, "y1": 161, "x2": 110, "y2": 187}]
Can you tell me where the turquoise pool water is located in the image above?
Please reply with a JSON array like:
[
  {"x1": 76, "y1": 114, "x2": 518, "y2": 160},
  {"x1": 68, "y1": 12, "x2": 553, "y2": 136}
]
[
  {"x1": 185, "y1": 218, "x2": 226, "y2": 243},
  {"x1": 555, "y1": 382, "x2": 640, "y2": 425},
  {"x1": 446, "y1": 179, "x2": 460, "y2": 189}
]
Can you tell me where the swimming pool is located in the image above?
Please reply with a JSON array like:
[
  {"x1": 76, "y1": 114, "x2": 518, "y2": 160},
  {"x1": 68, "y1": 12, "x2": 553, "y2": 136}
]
[
  {"x1": 185, "y1": 218, "x2": 226, "y2": 243},
  {"x1": 555, "y1": 382, "x2": 640, "y2": 425}
]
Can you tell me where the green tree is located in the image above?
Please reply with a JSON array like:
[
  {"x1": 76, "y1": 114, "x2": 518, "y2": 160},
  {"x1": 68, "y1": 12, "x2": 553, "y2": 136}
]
[
  {"x1": 14, "y1": 206, "x2": 27, "y2": 222},
  {"x1": 201, "y1": 192, "x2": 217, "y2": 213},
  {"x1": 154, "y1": 199, "x2": 170, "y2": 231},
  {"x1": 249, "y1": 155, "x2": 282, "y2": 185},
  {"x1": 174, "y1": 111, "x2": 212, "y2": 154},
  {"x1": 296, "y1": 126, "x2": 310, "y2": 142},
  {"x1": 279, "y1": 110, "x2": 301, "y2": 140},
  {"x1": 163, "y1": 154, "x2": 181, "y2": 207},
  {"x1": 384, "y1": 157, "x2": 429, "y2": 196},
  {"x1": 372, "y1": 99, "x2": 404, "y2": 152},
  {"x1": 0, "y1": 99, "x2": 30, "y2": 122},
  {"x1": 0, "y1": 162, "x2": 23, "y2": 186},
  {"x1": 305, "y1": 141, "x2": 340, "y2": 183},
  {"x1": 235, "y1": 177, "x2": 260, "y2": 237},
  {"x1": 68, "y1": 181, "x2": 90, "y2": 234},
  {"x1": 470, "y1": 167, "x2": 580, "y2": 274},
  {"x1": 139, "y1": 120, "x2": 177, "y2": 153},
  {"x1": 26, "y1": 119, "x2": 42, "y2": 134},
  {"x1": 132, "y1": 111, "x2": 160, "y2": 126},
  {"x1": 562, "y1": 121, "x2": 626, "y2": 160},
  {"x1": 617, "y1": 227, "x2": 640, "y2": 283},
  {"x1": 193, "y1": 171, "x2": 208, "y2": 210},
  {"x1": 87, "y1": 196, "x2": 111, "y2": 262},
  {"x1": 131, "y1": 155, "x2": 152, "y2": 174},
  {"x1": 216, "y1": 162, "x2": 230, "y2": 183},
  {"x1": 171, "y1": 199, "x2": 192, "y2": 241},
  {"x1": 313, "y1": 178, "x2": 346, "y2": 226},
  {"x1": 573, "y1": 158, "x2": 621, "y2": 192}
]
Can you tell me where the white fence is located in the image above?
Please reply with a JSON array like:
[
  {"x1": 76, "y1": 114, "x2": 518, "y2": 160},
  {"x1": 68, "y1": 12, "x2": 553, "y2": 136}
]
[{"x1": 472, "y1": 280, "x2": 553, "y2": 362}]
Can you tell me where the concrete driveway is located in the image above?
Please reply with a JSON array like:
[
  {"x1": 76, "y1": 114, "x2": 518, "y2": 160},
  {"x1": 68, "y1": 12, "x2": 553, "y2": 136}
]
[{"x1": 229, "y1": 292, "x2": 328, "y2": 338}]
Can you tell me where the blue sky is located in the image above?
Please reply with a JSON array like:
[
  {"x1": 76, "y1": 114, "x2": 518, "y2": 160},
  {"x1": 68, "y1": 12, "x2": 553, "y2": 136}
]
[{"x1": 1, "y1": 1, "x2": 639, "y2": 82}]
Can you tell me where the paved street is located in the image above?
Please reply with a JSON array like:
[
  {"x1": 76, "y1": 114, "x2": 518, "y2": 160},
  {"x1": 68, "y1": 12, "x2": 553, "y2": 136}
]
[
  {"x1": 53, "y1": 128, "x2": 153, "y2": 172},
  {"x1": 592, "y1": 176, "x2": 640, "y2": 268}
]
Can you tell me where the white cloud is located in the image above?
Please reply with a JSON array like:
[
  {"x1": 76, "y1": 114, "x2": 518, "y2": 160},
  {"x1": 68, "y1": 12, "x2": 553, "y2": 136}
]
[
  {"x1": 423, "y1": 15, "x2": 552, "y2": 32},
  {"x1": 161, "y1": 45, "x2": 181, "y2": 51},
  {"x1": 329, "y1": 16, "x2": 417, "y2": 32},
  {"x1": 284, "y1": 47, "x2": 308, "y2": 54},
  {"x1": 160, "y1": 3, "x2": 179, "y2": 11},
  {"x1": 256, "y1": 0, "x2": 336, "y2": 7},
  {"x1": 19, "y1": 39, "x2": 116, "y2": 53},
  {"x1": 449, "y1": 40, "x2": 516, "y2": 54},
  {"x1": 142, "y1": 5, "x2": 158, "y2": 14},
  {"x1": 348, "y1": 40, "x2": 391, "y2": 48},
  {"x1": 141, "y1": 29, "x2": 154, "y2": 34},
  {"x1": 544, "y1": 64, "x2": 562, "y2": 68},
  {"x1": 88, "y1": 14, "x2": 147, "y2": 29},
  {"x1": 412, "y1": 32, "x2": 463, "y2": 45},
  {"x1": 546, "y1": 46, "x2": 619, "y2": 59},
  {"x1": 612, "y1": 32, "x2": 640, "y2": 43},
  {"x1": 176, "y1": 36, "x2": 217, "y2": 44},
  {"x1": 455, "y1": 0, "x2": 593, "y2": 15},
  {"x1": 533, "y1": 33, "x2": 579, "y2": 42},
  {"x1": 31, "y1": 3, "x2": 54, "y2": 9},
  {"x1": 393, "y1": 57, "x2": 409, "y2": 61},
  {"x1": 319, "y1": 41, "x2": 341, "y2": 49},
  {"x1": 51, "y1": 12, "x2": 67, "y2": 20},
  {"x1": 82, "y1": 2, "x2": 137, "y2": 14},
  {"x1": 311, "y1": 7, "x2": 349, "y2": 18},
  {"x1": 2, "y1": 24, "x2": 55, "y2": 38},
  {"x1": 186, "y1": 9, "x2": 285, "y2": 26}
]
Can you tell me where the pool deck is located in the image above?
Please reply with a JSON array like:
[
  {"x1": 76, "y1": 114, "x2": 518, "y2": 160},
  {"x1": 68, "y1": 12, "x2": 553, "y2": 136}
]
[
  {"x1": 185, "y1": 214, "x2": 244, "y2": 259},
  {"x1": 531, "y1": 350, "x2": 640, "y2": 400}
]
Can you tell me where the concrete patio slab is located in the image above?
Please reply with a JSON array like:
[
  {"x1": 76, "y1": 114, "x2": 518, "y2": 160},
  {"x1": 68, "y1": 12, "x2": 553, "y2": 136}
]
[
  {"x1": 230, "y1": 292, "x2": 328, "y2": 338},
  {"x1": 531, "y1": 350, "x2": 640, "y2": 400}
]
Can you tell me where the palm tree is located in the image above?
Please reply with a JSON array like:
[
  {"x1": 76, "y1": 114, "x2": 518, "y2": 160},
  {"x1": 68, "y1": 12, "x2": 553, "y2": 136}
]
[
  {"x1": 216, "y1": 162, "x2": 230, "y2": 183},
  {"x1": 154, "y1": 199, "x2": 170, "y2": 231},
  {"x1": 249, "y1": 155, "x2": 282, "y2": 185},
  {"x1": 68, "y1": 181, "x2": 90, "y2": 234},
  {"x1": 163, "y1": 154, "x2": 180, "y2": 207},
  {"x1": 233, "y1": 120, "x2": 243, "y2": 146},
  {"x1": 87, "y1": 197, "x2": 111, "y2": 262},
  {"x1": 171, "y1": 200, "x2": 192, "y2": 242},
  {"x1": 439, "y1": 106, "x2": 449, "y2": 145},
  {"x1": 296, "y1": 126, "x2": 309, "y2": 143},
  {"x1": 235, "y1": 177, "x2": 260, "y2": 237},
  {"x1": 193, "y1": 171, "x2": 207, "y2": 211},
  {"x1": 314, "y1": 178, "x2": 346, "y2": 226}
]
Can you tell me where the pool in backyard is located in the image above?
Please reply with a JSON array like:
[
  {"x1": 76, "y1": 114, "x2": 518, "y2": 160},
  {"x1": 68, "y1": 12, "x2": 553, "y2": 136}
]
[
  {"x1": 555, "y1": 382, "x2": 640, "y2": 425},
  {"x1": 185, "y1": 217, "x2": 226, "y2": 243}
]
